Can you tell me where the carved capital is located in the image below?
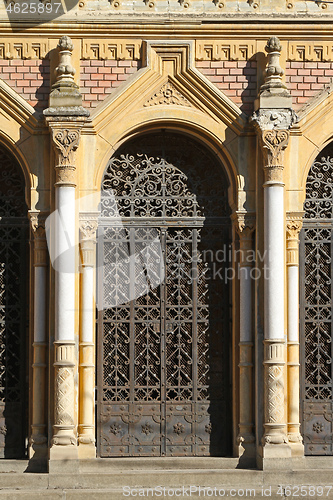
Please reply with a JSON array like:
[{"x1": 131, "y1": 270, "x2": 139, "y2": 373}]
[
  {"x1": 234, "y1": 212, "x2": 256, "y2": 238},
  {"x1": 286, "y1": 214, "x2": 303, "y2": 266},
  {"x1": 51, "y1": 128, "x2": 81, "y2": 187},
  {"x1": 233, "y1": 212, "x2": 256, "y2": 266},
  {"x1": 79, "y1": 216, "x2": 98, "y2": 241},
  {"x1": 29, "y1": 212, "x2": 48, "y2": 267},
  {"x1": 259, "y1": 129, "x2": 289, "y2": 183},
  {"x1": 79, "y1": 215, "x2": 99, "y2": 267}
]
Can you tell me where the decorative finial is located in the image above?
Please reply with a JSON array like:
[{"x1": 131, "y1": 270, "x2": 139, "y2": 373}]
[
  {"x1": 44, "y1": 35, "x2": 89, "y2": 117},
  {"x1": 260, "y1": 36, "x2": 287, "y2": 94},
  {"x1": 55, "y1": 35, "x2": 76, "y2": 83}
]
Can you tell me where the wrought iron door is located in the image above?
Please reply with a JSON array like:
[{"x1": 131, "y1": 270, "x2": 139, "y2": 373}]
[
  {"x1": 300, "y1": 142, "x2": 333, "y2": 455},
  {"x1": 97, "y1": 133, "x2": 231, "y2": 457},
  {"x1": 0, "y1": 146, "x2": 28, "y2": 458}
]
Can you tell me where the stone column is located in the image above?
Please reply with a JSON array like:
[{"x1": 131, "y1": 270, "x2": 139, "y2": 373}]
[
  {"x1": 286, "y1": 214, "x2": 304, "y2": 455},
  {"x1": 78, "y1": 215, "x2": 98, "y2": 458},
  {"x1": 29, "y1": 213, "x2": 48, "y2": 462},
  {"x1": 252, "y1": 36, "x2": 297, "y2": 465},
  {"x1": 261, "y1": 128, "x2": 289, "y2": 456},
  {"x1": 44, "y1": 35, "x2": 89, "y2": 462},
  {"x1": 235, "y1": 213, "x2": 256, "y2": 463}
]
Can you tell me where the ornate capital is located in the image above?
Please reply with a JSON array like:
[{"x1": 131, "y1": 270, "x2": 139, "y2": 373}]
[
  {"x1": 234, "y1": 212, "x2": 256, "y2": 238},
  {"x1": 286, "y1": 213, "x2": 304, "y2": 266},
  {"x1": 79, "y1": 216, "x2": 98, "y2": 241},
  {"x1": 260, "y1": 129, "x2": 289, "y2": 183},
  {"x1": 79, "y1": 215, "x2": 99, "y2": 267},
  {"x1": 233, "y1": 212, "x2": 255, "y2": 267},
  {"x1": 51, "y1": 128, "x2": 81, "y2": 187},
  {"x1": 29, "y1": 212, "x2": 48, "y2": 267}
]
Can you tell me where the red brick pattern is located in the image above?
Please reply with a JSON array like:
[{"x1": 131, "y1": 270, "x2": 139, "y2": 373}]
[
  {"x1": 0, "y1": 59, "x2": 50, "y2": 110},
  {"x1": 285, "y1": 61, "x2": 333, "y2": 109},
  {"x1": 195, "y1": 60, "x2": 257, "y2": 115},
  {"x1": 80, "y1": 60, "x2": 140, "y2": 108}
]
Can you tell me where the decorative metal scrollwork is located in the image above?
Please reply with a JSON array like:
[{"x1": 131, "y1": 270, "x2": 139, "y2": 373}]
[{"x1": 98, "y1": 133, "x2": 231, "y2": 457}]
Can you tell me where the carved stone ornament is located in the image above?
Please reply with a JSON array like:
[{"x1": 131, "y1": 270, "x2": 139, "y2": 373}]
[
  {"x1": 286, "y1": 219, "x2": 303, "y2": 240},
  {"x1": 234, "y1": 212, "x2": 256, "y2": 237},
  {"x1": 53, "y1": 129, "x2": 80, "y2": 163},
  {"x1": 260, "y1": 129, "x2": 289, "y2": 183},
  {"x1": 51, "y1": 128, "x2": 81, "y2": 186},
  {"x1": 79, "y1": 217, "x2": 99, "y2": 241},
  {"x1": 251, "y1": 109, "x2": 298, "y2": 131},
  {"x1": 144, "y1": 82, "x2": 191, "y2": 107},
  {"x1": 29, "y1": 213, "x2": 48, "y2": 266},
  {"x1": 286, "y1": 215, "x2": 303, "y2": 266}
]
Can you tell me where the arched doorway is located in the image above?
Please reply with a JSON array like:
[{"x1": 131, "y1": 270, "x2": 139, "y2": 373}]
[
  {"x1": 300, "y1": 142, "x2": 333, "y2": 455},
  {"x1": 0, "y1": 145, "x2": 28, "y2": 458},
  {"x1": 97, "y1": 131, "x2": 232, "y2": 457}
]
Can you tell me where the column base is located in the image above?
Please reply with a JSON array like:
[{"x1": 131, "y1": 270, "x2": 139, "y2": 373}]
[
  {"x1": 289, "y1": 440, "x2": 305, "y2": 457},
  {"x1": 237, "y1": 443, "x2": 256, "y2": 468},
  {"x1": 258, "y1": 442, "x2": 292, "y2": 470},
  {"x1": 78, "y1": 442, "x2": 96, "y2": 459},
  {"x1": 49, "y1": 443, "x2": 79, "y2": 461},
  {"x1": 28, "y1": 442, "x2": 48, "y2": 460}
]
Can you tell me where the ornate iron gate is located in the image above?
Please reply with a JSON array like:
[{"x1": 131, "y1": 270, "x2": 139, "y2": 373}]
[
  {"x1": 0, "y1": 146, "x2": 28, "y2": 458},
  {"x1": 97, "y1": 133, "x2": 231, "y2": 457},
  {"x1": 300, "y1": 142, "x2": 333, "y2": 455}
]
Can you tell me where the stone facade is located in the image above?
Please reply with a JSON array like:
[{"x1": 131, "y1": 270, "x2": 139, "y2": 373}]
[{"x1": 1, "y1": 0, "x2": 333, "y2": 473}]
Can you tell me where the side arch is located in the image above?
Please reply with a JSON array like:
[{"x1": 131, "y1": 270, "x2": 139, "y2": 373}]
[
  {"x1": 0, "y1": 142, "x2": 29, "y2": 458},
  {"x1": 299, "y1": 139, "x2": 333, "y2": 455}
]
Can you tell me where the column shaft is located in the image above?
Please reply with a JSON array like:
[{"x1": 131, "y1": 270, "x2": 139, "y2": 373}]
[
  {"x1": 78, "y1": 225, "x2": 98, "y2": 458},
  {"x1": 29, "y1": 216, "x2": 48, "y2": 462},
  {"x1": 286, "y1": 217, "x2": 304, "y2": 455}
]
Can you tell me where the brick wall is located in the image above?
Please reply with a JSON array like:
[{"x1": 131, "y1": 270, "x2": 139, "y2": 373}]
[
  {"x1": 80, "y1": 60, "x2": 140, "y2": 108},
  {"x1": 0, "y1": 58, "x2": 332, "y2": 115},
  {"x1": 0, "y1": 59, "x2": 50, "y2": 110},
  {"x1": 195, "y1": 60, "x2": 257, "y2": 115},
  {"x1": 285, "y1": 61, "x2": 333, "y2": 109}
]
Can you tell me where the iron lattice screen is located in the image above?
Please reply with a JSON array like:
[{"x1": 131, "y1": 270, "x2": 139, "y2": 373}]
[
  {"x1": 97, "y1": 133, "x2": 231, "y2": 457},
  {"x1": 0, "y1": 146, "x2": 28, "y2": 458},
  {"x1": 301, "y1": 144, "x2": 333, "y2": 455}
]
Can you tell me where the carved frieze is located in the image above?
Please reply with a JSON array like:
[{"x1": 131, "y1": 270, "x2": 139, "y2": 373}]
[
  {"x1": 195, "y1": 41, "x2": 256, "y2": 61},
  {"x1": 144, "y1": 82, "x2": 191, "y2": 107}
]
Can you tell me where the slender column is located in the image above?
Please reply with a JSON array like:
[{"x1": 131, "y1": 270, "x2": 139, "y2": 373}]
[
  {"x1": 78, "y1": 216, "x2": 98, "y2": 458},
  {"x1": 44, "y1": 35, "x2": 89, "y2": 462},
  {"x1": 286, "y1": 214, "x2": 304, "y2": 455},
  {"x1": 252, "y1": 36, "x2": 297, "y2": 465},
  {"x1": 235, "y1": 213, "x2": 256, "y2": 462},
  {"x1": 29, "y1": 213, "x2": 48, "y2": 460},
  {"x1": 49, "y1": 126, "x2": 80, "y2": 459},
  {"x1": 260, "y1": 128, "x2": 290, "y2": 455}
]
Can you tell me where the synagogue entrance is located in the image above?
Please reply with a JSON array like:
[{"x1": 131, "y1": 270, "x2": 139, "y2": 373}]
[{"x1": 97, "y1": 132, "x2": 232, "y2": 457}]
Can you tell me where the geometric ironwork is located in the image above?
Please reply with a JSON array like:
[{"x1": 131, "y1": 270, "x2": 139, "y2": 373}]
[
  {"x1": 0, "y1": 146, "x2": 28, "y2": 458},
  {"x1": 97, "y1": 132, "x2": 231, "y2": 457},
  {"x1": 300, "y1": 142, "x2": 333, "y2": 455}
]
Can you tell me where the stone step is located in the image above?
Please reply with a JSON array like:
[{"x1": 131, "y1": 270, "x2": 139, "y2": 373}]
[
  {"x1": 1, "y1": 486, "x2": 333, "y2": 500},
  {"x1": 0, "y1": 469, "x2": 333, "y2": 490}
]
